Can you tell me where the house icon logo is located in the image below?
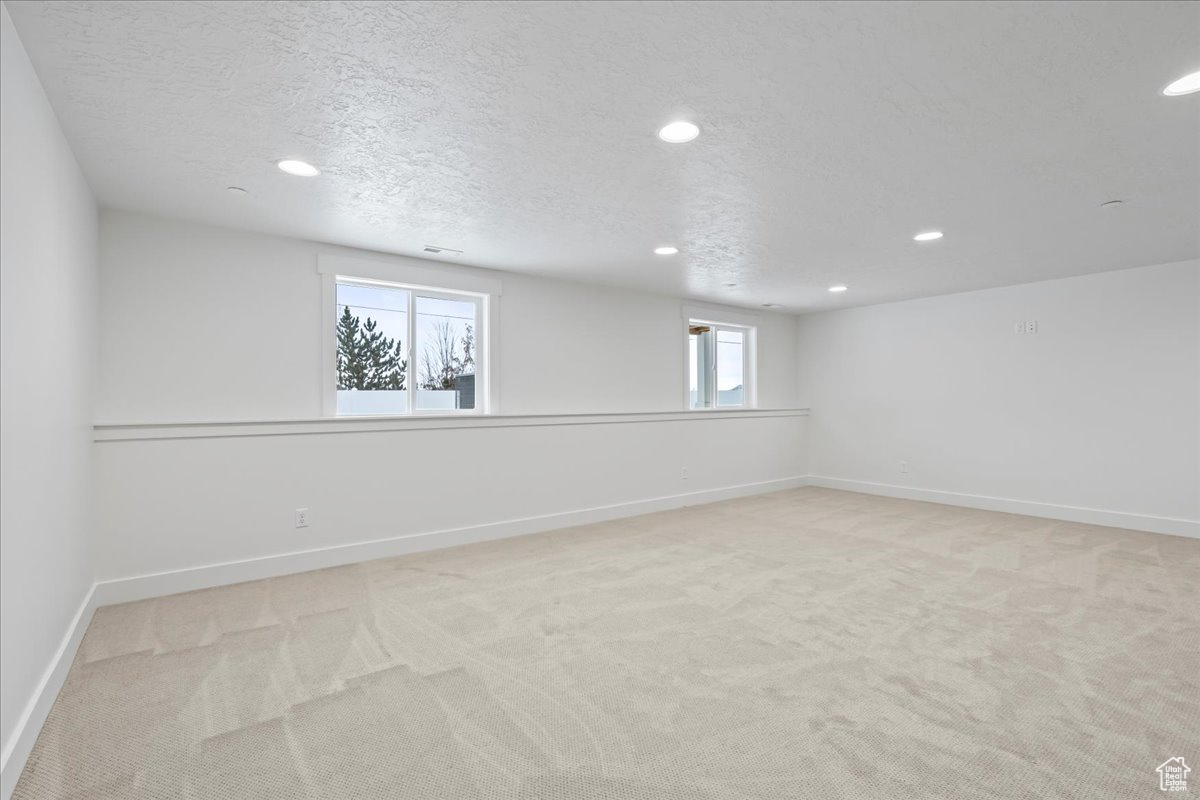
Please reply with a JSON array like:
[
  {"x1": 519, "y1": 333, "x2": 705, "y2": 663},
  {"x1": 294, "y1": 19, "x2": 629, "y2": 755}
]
[{"x1": 1157, "y1": 757, "x2": 1190, "y2": 791}]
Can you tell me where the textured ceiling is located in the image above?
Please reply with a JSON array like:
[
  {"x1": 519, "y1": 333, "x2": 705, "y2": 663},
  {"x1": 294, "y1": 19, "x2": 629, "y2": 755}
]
[{"x1": 6, "y1": 0, "x2": 1199, "y2": 311}]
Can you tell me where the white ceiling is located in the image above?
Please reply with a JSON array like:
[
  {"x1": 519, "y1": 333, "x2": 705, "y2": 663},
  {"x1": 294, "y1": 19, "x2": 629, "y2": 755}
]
[{"x1": 7, "y1": 0, "x2": 1199, "y2": 311}]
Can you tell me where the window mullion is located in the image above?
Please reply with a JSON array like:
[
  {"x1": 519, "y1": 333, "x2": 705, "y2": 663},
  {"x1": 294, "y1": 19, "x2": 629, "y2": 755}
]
[
  {"x1": 475, "y1": 299, "x2": 484, "y2": 413},
  {"x1": 407, "y1": 291, "x2": 416, "y2": 415},
  {"x1": 705, "y1": 328, "x2": 715, "y2": 410}
]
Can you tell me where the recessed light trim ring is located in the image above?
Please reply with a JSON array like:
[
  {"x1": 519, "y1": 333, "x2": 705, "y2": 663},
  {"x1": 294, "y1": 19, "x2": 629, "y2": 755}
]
[
  {"x1": 277, "y1": 159, "x2": 320, "y2": 177},
  {"x1": 658, "y1": 121, "x2": 700, "y2": 143},
  {"x1": 1163, "y1": 70, "x2": 1200, "y2": 96}
]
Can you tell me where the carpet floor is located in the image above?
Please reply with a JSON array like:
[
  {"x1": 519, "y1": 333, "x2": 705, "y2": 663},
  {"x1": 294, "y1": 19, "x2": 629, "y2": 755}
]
[{"x1": 12, "y1": 488, "x2": 1199, "y2": 799}]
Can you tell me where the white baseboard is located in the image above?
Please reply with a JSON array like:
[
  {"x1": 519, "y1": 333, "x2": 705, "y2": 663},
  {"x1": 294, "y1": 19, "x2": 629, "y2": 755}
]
[
  {"x1": 88, "y1": 473, "x2": 1199, "y2": 610},
  {"x1": 806, "y1": 475, "x2": 1199, "y2": 539},
  {"x1": 94, "y1": 476, "x2": 810, "y2": 606},
  {"x1": 1, "y1": 585, "x2": 97, "y2": 800}
]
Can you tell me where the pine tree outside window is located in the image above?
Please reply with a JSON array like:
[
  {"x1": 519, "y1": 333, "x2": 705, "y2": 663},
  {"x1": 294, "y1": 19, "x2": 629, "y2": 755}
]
[{"x1": 335, "y1": 278, "x2": 484, "y2": 416}]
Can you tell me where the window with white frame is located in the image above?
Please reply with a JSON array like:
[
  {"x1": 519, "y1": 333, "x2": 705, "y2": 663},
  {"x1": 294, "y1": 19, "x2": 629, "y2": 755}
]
[
  {"x1": 334, "y1": 277, "x2": 486, "y2": 416},
  {"x1": 688, "y1": 319, "x2": 754, "y2": 409}
]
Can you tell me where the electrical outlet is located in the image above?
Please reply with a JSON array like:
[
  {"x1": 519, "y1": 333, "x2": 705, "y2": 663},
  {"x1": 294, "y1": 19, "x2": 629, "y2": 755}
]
[
  {"x1": 295, "y1": 508, "x2": 310, "y2": 528},
  {"x1": 681, "y1": 467, "x2": 689, "y2": 480},
  {"x1": 899, "y1": 461, "x2": 909, "y2": 474},
  {"x1": 1026, "y1": 319, "x2": 1037, "y2": 334},
  {"x1": 1014, "y1": 321, "x2": 1026, "y2": 334}
]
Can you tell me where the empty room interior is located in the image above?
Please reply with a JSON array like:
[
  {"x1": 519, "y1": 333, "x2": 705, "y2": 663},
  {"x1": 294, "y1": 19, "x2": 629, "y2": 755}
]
[{"x1": 2, "y1": 1, "x2": 1199, "y2": 798}]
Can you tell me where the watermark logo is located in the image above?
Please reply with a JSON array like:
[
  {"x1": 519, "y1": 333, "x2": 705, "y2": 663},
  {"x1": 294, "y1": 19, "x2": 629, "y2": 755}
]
[{"x1": 1158, "y1": 757, "x2": 1190, "y2": 792}]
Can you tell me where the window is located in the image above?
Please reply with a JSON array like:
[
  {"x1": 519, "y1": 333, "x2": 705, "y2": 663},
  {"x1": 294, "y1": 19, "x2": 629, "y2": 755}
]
[
  {"x1": 334, "y1": 277, "x2": 485, "y2": 415},
  {"x1": 688, "y1": 320, "x2": 754, "y2": 409}
]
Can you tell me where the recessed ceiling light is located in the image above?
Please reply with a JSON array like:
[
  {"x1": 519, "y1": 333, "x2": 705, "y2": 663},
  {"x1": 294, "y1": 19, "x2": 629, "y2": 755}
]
[
  {"x1": 828, "y1": 285, "x2": 848, "y2": 293},
  {"x1": 1162, "y1": 70, "x2": 1200, "y2": 96},
  {"x1": 226, "y1": 186, "x2": 248, "y2": 196},
  {"x1": 913, "y1": 231, "x2": 943, "y2": 242},
  {"x1": 1100, "y1": 199, "x2": 1124, "y2": 209},
  {"x1": 654, "y1": 246, "x2": 679, "y2": 255},
  {"x1": 658, "y1": 121, "x2": 700, "y2": 144},
  {"x1": 277, "y1": 159, "x2": 320, "y2": 177}
]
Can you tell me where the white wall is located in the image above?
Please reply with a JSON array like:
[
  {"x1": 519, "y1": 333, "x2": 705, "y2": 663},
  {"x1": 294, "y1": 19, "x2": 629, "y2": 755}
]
[
  {"x1": 93, "y1": 413, "x2": 807, "y2": 591},
  {"x1": 97, "y1": 210, "x2": 800, "y2": 422},
  {"x1": 0, "y1": 3, "x2": 97, "y2": 788},
  {"x1": 90, "y1": 210, "x2": 805, "y2": 591},
  {"x1": 797, "y1": 260, "x2": 1200, "y2": 533}
]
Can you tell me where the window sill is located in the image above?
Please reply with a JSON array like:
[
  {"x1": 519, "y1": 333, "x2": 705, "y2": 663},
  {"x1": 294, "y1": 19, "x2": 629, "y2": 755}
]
[{"x1": 93, "y1": 408, "x2": 810, "y2": 442}]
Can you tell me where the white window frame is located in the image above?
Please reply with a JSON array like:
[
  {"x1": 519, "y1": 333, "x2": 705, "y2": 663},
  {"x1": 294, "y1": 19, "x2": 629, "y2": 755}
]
[
  {"x1": 319, "y1": 254, "x2": 500, "y2": 417},
  {"x1": 684, "y1": 312, "x2": 757, "y2": 410}
]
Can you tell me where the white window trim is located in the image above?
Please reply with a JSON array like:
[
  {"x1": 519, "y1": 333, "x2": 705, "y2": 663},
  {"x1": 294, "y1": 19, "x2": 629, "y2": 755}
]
[
  {"x1": 680, "y1": 304, "x2": 760, "y2": 328},
  {"x1": 683, "y1": 315, "x2": 757, "y2": 411},
  {"x1": 319, "y1": 254, "x2": 500, "y2": 416},
  {"x1": 318, "y1": 253, "x2": 503, "y2": 295}
]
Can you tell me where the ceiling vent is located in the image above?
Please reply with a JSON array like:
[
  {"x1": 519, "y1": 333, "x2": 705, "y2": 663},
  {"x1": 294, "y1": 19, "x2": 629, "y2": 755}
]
[{"x1": 423, "y1": 245, "x2": 463, "y2": 255}]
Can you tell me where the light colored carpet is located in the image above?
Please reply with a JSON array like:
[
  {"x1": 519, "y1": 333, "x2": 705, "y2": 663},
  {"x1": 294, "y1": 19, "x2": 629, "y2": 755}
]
[{"x1": 13, "y1": 487, "x2": 1199, "y2": 799}]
